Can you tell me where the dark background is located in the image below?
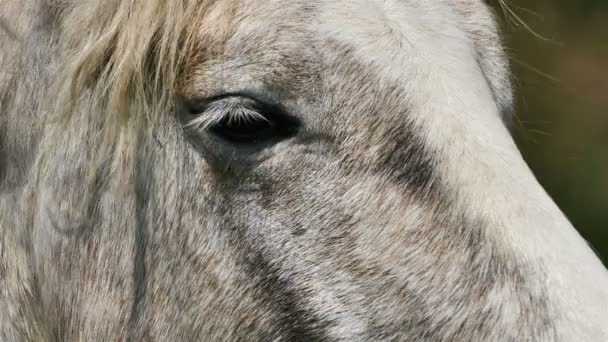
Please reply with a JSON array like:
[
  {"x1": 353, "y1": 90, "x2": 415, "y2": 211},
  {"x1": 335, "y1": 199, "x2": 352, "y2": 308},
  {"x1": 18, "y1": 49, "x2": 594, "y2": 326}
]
[{"x1": 491, "y1": 0, "x2": 607, "y2": 263}]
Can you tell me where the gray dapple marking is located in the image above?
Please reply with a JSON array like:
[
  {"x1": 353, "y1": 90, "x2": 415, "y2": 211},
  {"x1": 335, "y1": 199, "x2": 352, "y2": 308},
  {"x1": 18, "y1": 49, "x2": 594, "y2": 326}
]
[{"x1": 1, "y1": 0, "x2": 607, "y2": 341}]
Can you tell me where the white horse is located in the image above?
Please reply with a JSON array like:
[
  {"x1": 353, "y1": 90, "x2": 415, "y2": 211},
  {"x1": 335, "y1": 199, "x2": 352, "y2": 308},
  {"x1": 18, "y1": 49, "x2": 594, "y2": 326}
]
[{"x1": 1, "y1": 0, "x2": 607, "y2": 340}]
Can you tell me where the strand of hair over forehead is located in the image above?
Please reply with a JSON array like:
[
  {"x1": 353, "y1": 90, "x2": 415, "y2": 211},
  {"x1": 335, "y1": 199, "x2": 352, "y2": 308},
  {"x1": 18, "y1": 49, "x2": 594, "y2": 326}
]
[{"x1": 53, "y1": 0, "x2": 214, "y2": 161}]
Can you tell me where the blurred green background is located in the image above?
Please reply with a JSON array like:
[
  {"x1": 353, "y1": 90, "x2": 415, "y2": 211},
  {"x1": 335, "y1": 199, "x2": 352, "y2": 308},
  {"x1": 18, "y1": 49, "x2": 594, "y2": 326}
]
[{"x1": 493, "y1": 0, "x2": 607, "y2": 264}]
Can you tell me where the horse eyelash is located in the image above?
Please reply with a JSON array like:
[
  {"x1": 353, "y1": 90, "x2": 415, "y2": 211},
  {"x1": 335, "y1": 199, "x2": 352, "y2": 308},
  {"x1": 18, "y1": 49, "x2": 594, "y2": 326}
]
[{"x1": 184, "y1": 100, "x2": 269, "y2": 133}]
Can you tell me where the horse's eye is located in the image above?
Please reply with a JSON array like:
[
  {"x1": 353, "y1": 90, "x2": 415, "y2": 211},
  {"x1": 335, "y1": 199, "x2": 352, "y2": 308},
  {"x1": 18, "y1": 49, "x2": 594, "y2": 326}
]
[{"x1": 191, "y1": 97, "x2": 300, "y2": 146}]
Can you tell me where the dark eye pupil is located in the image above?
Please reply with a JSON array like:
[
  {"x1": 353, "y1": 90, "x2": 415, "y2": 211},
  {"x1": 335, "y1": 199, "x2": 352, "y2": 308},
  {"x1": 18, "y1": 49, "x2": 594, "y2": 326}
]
[{"x1": 211, "y1": 116, "x2": 276, "y2": 144}]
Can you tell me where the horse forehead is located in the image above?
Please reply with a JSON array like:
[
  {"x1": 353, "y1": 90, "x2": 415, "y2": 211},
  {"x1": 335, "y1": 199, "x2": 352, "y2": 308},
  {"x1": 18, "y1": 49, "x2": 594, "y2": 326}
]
[
  {"x1": 313, "y1": 0, "x2": 475, "y2": 71},
  {"x1": 307, "y1": 0, "x2": 511, "y2": 121},
  {"x1": 227, "y1": 0, "x2": 472, "y2": 58},
  {"x1": 241, "y1": 0, "x2": 478, "y2": 82},
  {"x1": 315, "y1": 0, "x2": 465, "y2": 40},
  {"x1": 217, "y1": 0, "x2": 475, "y2": 81}
]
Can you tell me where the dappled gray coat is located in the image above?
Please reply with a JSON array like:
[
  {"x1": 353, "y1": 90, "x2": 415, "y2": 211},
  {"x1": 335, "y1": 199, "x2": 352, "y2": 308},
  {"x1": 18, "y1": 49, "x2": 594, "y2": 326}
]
[{"x1": 1, "y1": 0, "x2": 607, "y2": 341}]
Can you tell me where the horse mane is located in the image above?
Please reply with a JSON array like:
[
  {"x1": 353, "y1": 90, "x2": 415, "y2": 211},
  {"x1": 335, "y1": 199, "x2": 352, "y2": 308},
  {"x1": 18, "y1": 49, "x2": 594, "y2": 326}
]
[
  {"x1": 55, "y1": 1, "x2": 214, "y2": 145},
  {"x1": 1, "y1": 0, "x2": 232, "y2": 167}
]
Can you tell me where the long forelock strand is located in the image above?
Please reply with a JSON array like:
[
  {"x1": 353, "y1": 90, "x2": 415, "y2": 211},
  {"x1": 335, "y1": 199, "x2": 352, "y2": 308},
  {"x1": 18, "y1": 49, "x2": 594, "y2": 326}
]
[{"x1": 47, "y1": 0, "x2": 216, "y2": 162}]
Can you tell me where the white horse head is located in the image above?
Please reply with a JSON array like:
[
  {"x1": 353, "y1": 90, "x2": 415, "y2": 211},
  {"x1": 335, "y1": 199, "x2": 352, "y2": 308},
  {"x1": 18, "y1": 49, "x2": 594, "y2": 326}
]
[{"x1": 1, "y1": 0, "x2": 606, "y2": 340}]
